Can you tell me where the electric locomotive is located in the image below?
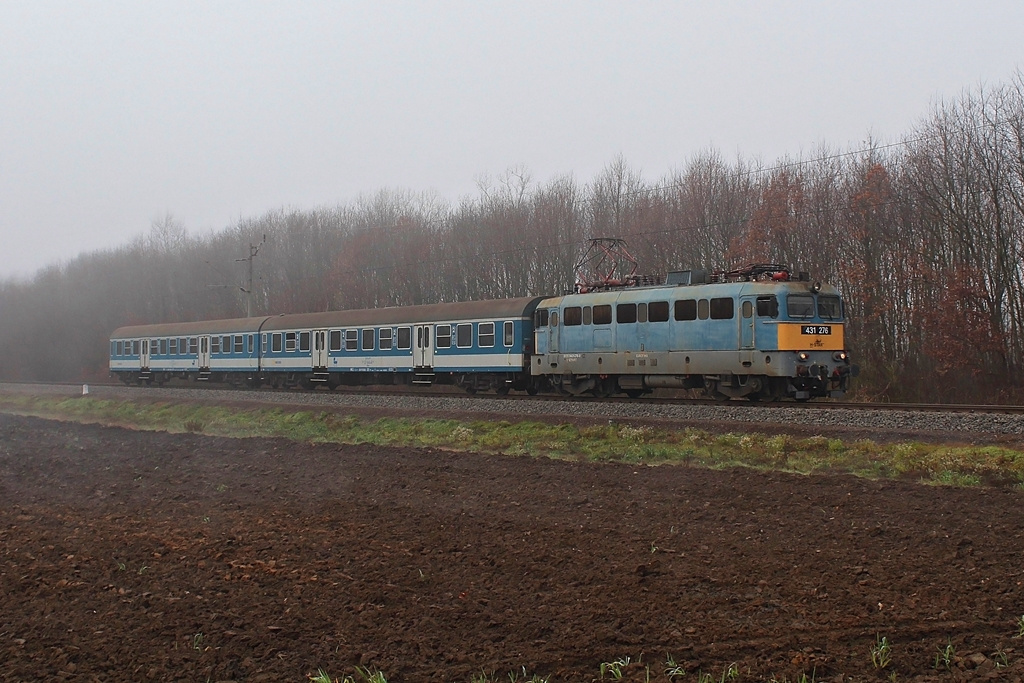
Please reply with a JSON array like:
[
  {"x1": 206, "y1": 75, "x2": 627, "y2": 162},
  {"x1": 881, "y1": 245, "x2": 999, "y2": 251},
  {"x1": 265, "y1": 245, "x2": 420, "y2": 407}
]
[{"x1": 529, "y1": 264, "x2": 855, "y2": 401}]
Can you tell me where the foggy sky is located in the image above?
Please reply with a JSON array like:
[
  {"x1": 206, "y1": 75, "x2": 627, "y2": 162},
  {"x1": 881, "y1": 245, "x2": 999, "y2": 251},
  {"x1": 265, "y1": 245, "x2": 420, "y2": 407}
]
[{"x1": 2, "y1": 1, "x2": 1022, "y2": 280}]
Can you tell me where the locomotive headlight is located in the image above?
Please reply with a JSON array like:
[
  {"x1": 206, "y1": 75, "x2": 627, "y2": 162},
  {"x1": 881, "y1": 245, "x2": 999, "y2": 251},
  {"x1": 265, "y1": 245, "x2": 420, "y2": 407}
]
[
  {"x1": 833, "y1": 351, "x2": 848, "y2": 362},
  {"x1": 797, "y1": 352, "x2": 809, "y2": 361}
]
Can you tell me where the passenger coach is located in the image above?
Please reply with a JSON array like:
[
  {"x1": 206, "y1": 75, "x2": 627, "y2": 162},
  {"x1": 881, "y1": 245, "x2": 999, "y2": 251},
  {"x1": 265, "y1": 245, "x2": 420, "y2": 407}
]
[{"x1": 110, "y1": 297, "x2": 545, "y2": 393}]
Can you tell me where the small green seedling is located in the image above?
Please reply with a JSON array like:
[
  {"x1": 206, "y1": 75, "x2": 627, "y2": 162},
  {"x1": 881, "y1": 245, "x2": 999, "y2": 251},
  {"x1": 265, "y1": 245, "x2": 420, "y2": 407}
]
[{"x1": 871, "y1": 634, "x2": 893, "y2": 669}]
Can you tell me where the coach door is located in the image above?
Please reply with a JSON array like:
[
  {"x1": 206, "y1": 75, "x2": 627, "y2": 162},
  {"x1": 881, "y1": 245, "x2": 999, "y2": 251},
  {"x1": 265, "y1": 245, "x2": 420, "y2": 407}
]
[
  {"x1": 414, "y1": 325, "x2": 433, "y2": 368},
  {"x1": 140, "y1": 339, "x2": 151, "y2": 369},
  {"x1": 198, "y1": 336, "x2": 211, "y2": 369},
  {"x1": 739, "y1": 297, "x2": 756, "y2": 366},
  {"x1": 312, "y1": 329, "x2": 329, "y2": 369}
]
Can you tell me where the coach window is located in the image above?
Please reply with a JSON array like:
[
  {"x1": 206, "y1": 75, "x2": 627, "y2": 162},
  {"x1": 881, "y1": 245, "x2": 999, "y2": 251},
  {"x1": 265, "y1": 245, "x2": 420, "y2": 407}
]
[
  {"x1": 225, "y1": 336, "x2": 233, "y2": 352},
  {"x1": 535, "y1": 309, "x2": 549, "y2": 328},
  {"x1": 479, "y1": 322, "x2": 495, "y2": 347},
  {"x1": 675, "y1": 299, "x2": 697, "y2": 321},
  {"x1": 299, "y1": 332, "x2": 310, "y2": 352},
  {"x1": 169, "y1": 338, "x2": 178, "y2": 355},
  {"x1": 638, "y1": 303, "x2": 648, "y2": 323},
  {"x1": 189, "y1": 338, "x2": 197, "y2": 354},
  {"x1": 582, "y1": 306, "x2": 592, "y2": 325},
  {"x1": 235, "y1": 335, "x2": 244, "y2": 353},
  {"x1": 181, "y1": 338, "x2": 188, "y2": 354},
  {"x1": 247, "y1": 335, "x2": 254, "y2": 354},
  {"x1": 593, "y1": 305, "x2": 612, "y2": 325},
  {"x1": 379, "y1": 327, "x2": 393, "y2": 351},
  {"x1": 212, "y1": 337, "x2": 220, "y2": 354},
  {"x1": 649, "y1": 301, "x2": 669, "y2": 322},
  {"x1": 285, "y1": 332, "x2": 296, "y2": 352},
  {"x1": 564, "y1": 306, "x2": 582, "y2": 326},
  {"x1": 262, "y1": 334, "x2": 268, "y2": 354},
  {"x1": 456, "y1": 323, "x2": 472, "y2": 348},
  {"x1": 160, "y1": 339, "x2": 168, "y2": 355},
  {"x1": 503, "y1": 321, "x2": 514, "y2": 347},
  {"x1": 756, "y1": 295, "x2": 779, "y2": 318},
  {"x1": 398, "y1": 327, "x2": 412, "y2": 350},
  {"x1": 115, "y1": 341, "x2": 122, "y2": 356},
  {"x1": 617, "y1": 303, "x2": 637, "y2": 324},
  {"x1": 787, "y1": 295, "x2": 815, "y2": 319},
  {"x1": 361, "y1": 328, "x2": 375, "y2": 351},
  {"x1": 272, "y1": 333, "x2": 283, "y2": 353},
  {"x1": 436, "y1": 324, "x2": 452, "y2": 349},
  {"x1": 330, "y1": 330, "x2": 342, "y2": 352},
  {"x1": 345, "y1": 329, "x2": 358, "y2": 351},
  {"x1": 742, "y1": 301, "x2": 753, "y2": 319},
  {"x1": 710, "y1": 297, "x2": 733, "y2": 320}
]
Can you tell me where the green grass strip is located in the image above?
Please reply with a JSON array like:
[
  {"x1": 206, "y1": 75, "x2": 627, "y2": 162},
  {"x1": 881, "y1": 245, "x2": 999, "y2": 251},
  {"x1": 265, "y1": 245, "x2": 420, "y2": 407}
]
[{"x1": 2, "y1": 394, "x2": 1023, "y2": 488}]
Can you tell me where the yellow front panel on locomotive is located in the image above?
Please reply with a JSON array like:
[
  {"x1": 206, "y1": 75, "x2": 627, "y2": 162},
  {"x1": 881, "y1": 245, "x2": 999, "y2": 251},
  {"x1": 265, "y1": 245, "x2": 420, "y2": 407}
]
[{"x1": 776, "y1": 323, "x2": 845, "y2": 351}]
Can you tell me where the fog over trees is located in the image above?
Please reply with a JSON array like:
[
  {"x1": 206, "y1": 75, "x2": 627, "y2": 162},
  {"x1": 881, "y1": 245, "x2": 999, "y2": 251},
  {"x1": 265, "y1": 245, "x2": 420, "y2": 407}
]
[{"x1": 4, "y1": 76, "x2": 1024, "y2": 402}]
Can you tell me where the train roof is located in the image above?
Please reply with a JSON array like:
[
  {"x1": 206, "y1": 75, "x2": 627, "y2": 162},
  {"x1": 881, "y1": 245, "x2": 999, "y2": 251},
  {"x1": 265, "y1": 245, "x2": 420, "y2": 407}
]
[
  {"x1": 110, "y1": 296, "x2": 547, "y2": 339},
  {"x1": 538, "y1": 279, "x2": 841, "y2": 307},
  {"x1": 260, "y1": 296, "x2": 546, "y2": 331}
]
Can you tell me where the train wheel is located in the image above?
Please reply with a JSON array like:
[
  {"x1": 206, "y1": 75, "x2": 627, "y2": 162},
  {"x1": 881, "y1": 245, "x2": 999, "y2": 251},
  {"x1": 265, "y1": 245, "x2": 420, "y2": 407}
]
[
  {"x1": 526, "y1": 385, "x2": 539, "y2": 396},
  {"x1": 624, "y1": 389, "x2": 643, "y2": 399},
  {"x1": 496, "y1": 386, "x2": 510, "y2": 397}
]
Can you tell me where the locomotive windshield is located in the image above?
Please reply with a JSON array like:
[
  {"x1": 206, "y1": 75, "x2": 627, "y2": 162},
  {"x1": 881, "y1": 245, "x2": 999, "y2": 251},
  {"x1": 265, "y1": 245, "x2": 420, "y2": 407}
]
[
  {"x1": 817, "y1": 296, "x2": 842, "y2": 320},
  {"x1": 787, "y1": 293, "x2": 843, "y2": 320},
  {"x1": 787, "y1": 295, "x2": 815, "y2": 318}
]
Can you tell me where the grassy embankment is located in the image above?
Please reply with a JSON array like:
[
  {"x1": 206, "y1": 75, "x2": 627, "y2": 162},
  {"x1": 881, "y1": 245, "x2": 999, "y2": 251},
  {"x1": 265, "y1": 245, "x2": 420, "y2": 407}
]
[{"x1": 1, "y1": 393, "x2": 1023, "y2": 488}]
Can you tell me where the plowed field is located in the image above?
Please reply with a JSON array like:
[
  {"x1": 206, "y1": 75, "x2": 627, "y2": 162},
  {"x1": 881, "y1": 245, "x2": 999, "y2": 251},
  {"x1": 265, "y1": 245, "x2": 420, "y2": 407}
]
[{"x1": 2, "y1": 413, "x2": 1023, "y2": 682}]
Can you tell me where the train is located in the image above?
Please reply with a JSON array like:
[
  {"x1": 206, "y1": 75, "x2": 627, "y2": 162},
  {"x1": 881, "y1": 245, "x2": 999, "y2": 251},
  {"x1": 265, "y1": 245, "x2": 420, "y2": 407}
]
[{"x1": 109, "y1": 263, "x2": 856, "y2": 401}]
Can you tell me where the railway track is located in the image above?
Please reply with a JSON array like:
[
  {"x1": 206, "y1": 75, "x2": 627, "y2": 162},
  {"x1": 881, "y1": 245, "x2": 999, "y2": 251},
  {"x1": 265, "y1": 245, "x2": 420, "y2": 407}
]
[{"x1": 3, "y1": 380, "x2": 1023, "y2": 416}]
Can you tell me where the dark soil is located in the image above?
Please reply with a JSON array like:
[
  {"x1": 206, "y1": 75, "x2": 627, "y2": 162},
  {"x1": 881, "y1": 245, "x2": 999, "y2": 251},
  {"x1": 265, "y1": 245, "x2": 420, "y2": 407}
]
[{"x1": 2, "y1": 413, "x2": 1024, "y2": 682}]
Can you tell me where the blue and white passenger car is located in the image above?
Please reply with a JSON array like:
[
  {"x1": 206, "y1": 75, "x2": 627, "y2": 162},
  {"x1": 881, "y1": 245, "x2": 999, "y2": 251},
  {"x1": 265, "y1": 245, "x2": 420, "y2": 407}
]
[{"x1": 110, "y1": 297, "x2": 545, "y2": 393}]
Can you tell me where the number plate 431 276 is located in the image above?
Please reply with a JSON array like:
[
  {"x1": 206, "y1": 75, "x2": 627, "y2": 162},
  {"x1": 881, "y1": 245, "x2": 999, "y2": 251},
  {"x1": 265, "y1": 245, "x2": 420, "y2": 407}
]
[{"x1": 801, "y1": 325, "x2": 831, "y2": 335}]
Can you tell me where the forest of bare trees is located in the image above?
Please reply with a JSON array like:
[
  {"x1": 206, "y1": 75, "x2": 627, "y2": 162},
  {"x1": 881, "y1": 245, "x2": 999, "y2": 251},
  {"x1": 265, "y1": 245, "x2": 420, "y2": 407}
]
[{"x1": 5, "y1": 75, "x2": 1024, "y2": 403}]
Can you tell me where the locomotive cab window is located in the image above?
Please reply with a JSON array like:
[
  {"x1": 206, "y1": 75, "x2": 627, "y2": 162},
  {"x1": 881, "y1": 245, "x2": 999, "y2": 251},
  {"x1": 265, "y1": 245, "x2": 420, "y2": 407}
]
[
  {"x1": 564, "y1": 306, "x2": 582, "y2": 326},
  {"x1": 787, "y1": 295, "x2": 815, "y2": 318},
  {"x1": 583, "y1": 306, "x2": 592, "y2": 325},
  {"x1": 742, "y1": 301, "x2": 753, "y2": 318},
  {"x1": 617, "y1": 303, "x2": 637, "y2": 324},
  {"x1": 593, "y1": 305, "x2": 612, "y2": 325},
  {"x1": 535, "y1": 309, "x2": 549, "y2": 328},
  {"x1": 818, "y1": 295, "x2": 842, "y2": 320},
  {"x1": 757, "y1": 295, "x2": 779, "y2": 318}
]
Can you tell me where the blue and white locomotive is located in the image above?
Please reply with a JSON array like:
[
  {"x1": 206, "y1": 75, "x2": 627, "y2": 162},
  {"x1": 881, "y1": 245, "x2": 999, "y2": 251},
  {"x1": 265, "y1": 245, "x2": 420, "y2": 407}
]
[{"x1": 110, "y1": 264, "x2": 855, "y2": 400}]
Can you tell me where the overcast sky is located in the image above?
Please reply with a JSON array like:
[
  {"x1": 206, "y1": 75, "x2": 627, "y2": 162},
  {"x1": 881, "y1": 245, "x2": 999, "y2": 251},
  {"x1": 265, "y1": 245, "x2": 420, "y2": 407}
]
[{"x1": 1, "y1": 1, "x2": 1021, "y2": 280}]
